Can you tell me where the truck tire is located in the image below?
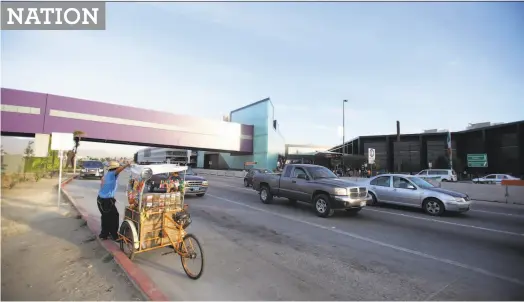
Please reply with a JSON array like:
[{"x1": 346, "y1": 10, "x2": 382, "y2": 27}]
[
  {"x1": 259, "y1": 186, "x2": 273, "y2": 204},
  {"x1": 313, "y1": 194, "x2": 334, "y2": 218}
]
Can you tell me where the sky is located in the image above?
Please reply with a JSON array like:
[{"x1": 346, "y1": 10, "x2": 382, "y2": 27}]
[{"x1": 2, "y1": 2, "x2": 524, "y2": 156}]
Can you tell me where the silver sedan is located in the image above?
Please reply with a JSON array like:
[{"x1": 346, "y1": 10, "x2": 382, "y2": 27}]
[{"x1": 366, "y1": 174, "x2": 471, "y2": 216}]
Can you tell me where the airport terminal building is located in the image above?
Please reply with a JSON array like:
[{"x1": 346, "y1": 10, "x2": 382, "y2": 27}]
[
  {"x1": 134, "y1": 95, "x2": 523, "y2": 177},
  {"x1": 328, "y1": 121, "x2": 524, "y2": 177}
]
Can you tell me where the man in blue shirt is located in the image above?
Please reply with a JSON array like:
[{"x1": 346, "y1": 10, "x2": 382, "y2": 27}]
[{"x1": 97, "y1": 161, "x2": 131, "y2": 240}]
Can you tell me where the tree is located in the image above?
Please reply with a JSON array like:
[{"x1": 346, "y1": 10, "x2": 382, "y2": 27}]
[
  {"x1": 23, "y1": 141, "x2": 35, "y2": 177},
  {"x1": 1, "y1": 145, "x2": 7, "y2": 174}
]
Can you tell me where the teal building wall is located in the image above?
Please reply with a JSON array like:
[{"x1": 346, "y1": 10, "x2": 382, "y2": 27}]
[{"x1": 197, "y1": 98, "x2": 285, "y2": 170}]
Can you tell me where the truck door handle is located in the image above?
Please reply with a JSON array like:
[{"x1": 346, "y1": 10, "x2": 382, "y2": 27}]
[{"x1": 292, "y1": 180, "x2": 297, "y2": 183}]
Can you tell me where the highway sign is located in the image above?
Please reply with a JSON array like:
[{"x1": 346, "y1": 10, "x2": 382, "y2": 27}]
[
  {"x1": 368, "y1": 148, "x2": 376, "y2": 164},
  {"x1": 467, "y1": 153, "x2": 488, "y2": 168},
  {"x1": 468, "y1": 162, "x2": 487, "y2": 168}
]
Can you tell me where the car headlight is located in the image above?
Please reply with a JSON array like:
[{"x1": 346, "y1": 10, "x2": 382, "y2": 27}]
[
  {"x1": 99, "y1": 168, "x2": 104, "y2": 172},
  {"x1": 81, "y1": 168, "x2": 87, "y2": 172},
  {"x1": 333, "y1": 188, "x2": 347, "y2": 196},
  {"x1": 202, "y1": 181, "x2": 209, "y2": 186},
  {"x1": 448, "y1": 197, "x2": 465, "y2": 202}
]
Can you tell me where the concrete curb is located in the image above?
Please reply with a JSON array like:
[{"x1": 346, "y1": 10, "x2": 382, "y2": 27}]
[{"x1": 60, "y1": 176, "x2": 169, "y2": 302}]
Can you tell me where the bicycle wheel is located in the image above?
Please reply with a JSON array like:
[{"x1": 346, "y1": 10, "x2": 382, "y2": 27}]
[
  {"x1": 179, "y1": 234, "x2": 204, "y2": 280},
  {"x1": 119, "y1": 221, "x2": 136, "y2": 260}
]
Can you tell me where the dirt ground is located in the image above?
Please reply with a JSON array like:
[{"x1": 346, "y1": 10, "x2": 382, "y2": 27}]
[{"x1": 1, "y1": 178, "x2": 143, "y2": 301}]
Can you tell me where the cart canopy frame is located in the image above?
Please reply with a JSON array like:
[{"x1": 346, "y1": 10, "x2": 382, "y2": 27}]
[{"x1": 129, "y1": 164, "x2": 188, "y2": 180}]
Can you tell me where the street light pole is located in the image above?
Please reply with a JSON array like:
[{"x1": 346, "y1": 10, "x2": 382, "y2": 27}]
[{"x1": 342, "y1": 99, "x2": 348, "y2": 171}]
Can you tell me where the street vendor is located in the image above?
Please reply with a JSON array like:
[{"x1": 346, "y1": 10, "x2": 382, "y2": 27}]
[{"x1": 97, "y1": 160, "x2": 131, "y2": 240}]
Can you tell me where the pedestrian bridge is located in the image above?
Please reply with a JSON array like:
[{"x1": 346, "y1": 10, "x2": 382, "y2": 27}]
[{"x1": 0, "y1": 88, "x2": 253, "y2": 154}]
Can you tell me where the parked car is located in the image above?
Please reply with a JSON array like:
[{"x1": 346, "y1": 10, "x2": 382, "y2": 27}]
[
  {"x1": 366, "y1": 174, "x2": 470, "y2": 216},
  {"x1": 244, "y1": 168, "x2": 272, "y2": 187},
  {"x1": 416, "y1": 169, "x2": 457, "y2": 182},
  {"x1": 472, "y1": 174, "x2": 519, "y2": 185},
  {"x1": 251, "y1": 164, "x2": 368, "y2": 218},
  {"x1": 145, "y1": 166, "x2": 209, "y2": 197},
  {"x1": 79, "y1": 160, "x2": 105, "y2": 179}
]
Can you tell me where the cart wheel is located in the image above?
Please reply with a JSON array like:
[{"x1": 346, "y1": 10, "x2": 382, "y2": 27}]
[
  {"x1": 119, "y1": 221, "x2": 136, "y2": 260},
  {"x1": 179, "y1": 234, "x2": 204, "y2": 280}
]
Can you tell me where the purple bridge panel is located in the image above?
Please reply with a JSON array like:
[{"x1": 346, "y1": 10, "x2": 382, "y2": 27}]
[{"x1": 1, "y1": 88, "x2": 253, "y2": 153}]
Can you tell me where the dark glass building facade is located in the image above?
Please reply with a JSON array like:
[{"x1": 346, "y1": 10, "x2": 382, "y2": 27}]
[{"x1": 329, "y1": 120, "x2": 524, "y2": 178}]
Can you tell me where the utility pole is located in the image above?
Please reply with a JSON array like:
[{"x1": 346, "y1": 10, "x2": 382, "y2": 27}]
[
  {"x1": 342, "y1": 99, "x2": 348, "y2": 171},
  {"x1": 397, "y1": 121, "x2": 401, "y2": 172}
]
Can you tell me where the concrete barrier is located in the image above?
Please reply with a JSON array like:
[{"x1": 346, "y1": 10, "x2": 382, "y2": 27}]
[
  {"x1": 195, "y1": 169, "x2": 524, "y2": 205},
  {"x1": 194, "y1": 169, "x2": 246, "y2": 178}
]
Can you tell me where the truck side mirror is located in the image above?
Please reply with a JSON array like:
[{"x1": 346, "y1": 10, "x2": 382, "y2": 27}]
[{"x1": 297, "y1": 174, "x2": 306, "y2": 180}]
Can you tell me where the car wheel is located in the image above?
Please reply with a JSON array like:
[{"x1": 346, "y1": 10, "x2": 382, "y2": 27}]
[
  {"x1": 442, "y1": 179, "x2": 448, "y2": 182},
  {"x1": 313, "y1": 194, "x2": 334, "y2": 218},
  {"x1": 196, "y1": 193, "x2": 205, "y2": 197},
  {"x1": 423, "y1": 198, "x2": 445, "y2": 216},
  {"x1": 288, "y1": 199, "x2": 297, "y2": 205},
  {"x1": 345, "y1": 208, "x2": 361, "y2": 215},
  {"x1": 259, "y1": 186, "x2": 273, "y2": 204},
  {"x1": 368, "y1": 192, "x2": 379, "y2": 206},
  {"x1": 244, "y1": 179, "x2": 249, "y2": 187}
]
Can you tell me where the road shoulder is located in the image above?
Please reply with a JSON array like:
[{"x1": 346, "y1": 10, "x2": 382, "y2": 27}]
[
  {"x1": 61, "y1": 178, "x2": 169, "y2": 301},
  {"x1": 1, "y1": 177, "x2": 143, "y2": 301}
]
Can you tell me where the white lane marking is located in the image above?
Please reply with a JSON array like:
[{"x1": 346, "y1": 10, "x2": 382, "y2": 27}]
[
  {"x1": 470, "y1": 209, "x2": 524, "y2": 218},
  {"x1": 364, "y1": 208, "x2": 524, "y2": 237},
  {"x1": 206, "y1": 193, "x2": 524, "y2": 287},
  {"x1": 209, "y1": 181, "x2": 524, "y2": 235}
]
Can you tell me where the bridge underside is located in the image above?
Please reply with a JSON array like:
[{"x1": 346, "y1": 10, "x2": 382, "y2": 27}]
[{"x1": 1, "y1": 88, "x2": 254, "y2": 154}]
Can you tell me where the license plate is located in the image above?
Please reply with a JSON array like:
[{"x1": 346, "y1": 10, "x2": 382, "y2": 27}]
[{"x1": 192, "y1": 187, "x2": 200, "y2": 191}]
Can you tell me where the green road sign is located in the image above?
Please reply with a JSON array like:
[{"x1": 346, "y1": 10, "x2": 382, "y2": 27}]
[
  {"x1": 467, "y1": 154, "x2": 487, "y2": 162},
  {"x1": 468, "y1": 162, "x2": 488, "y2": 168},
  {"x1": 467, "y1": 153, "x2": 488, "y2": 168}
]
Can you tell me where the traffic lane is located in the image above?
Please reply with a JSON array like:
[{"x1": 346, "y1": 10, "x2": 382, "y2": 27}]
[
  {"x1": 207, "y1": 175, "x2": 524, "y2": 215},
  {"x1": 205, "y1": 183, "x2": 524, "y2": 283},
  {"x1": 200, "y1": 186, "x2": 524, "y2": 300},
  {"x1": 67, "y1": 179, "x2": 354, "y2": 300},
  {"x1": 207, "y1": 175, "x2": 524, "y2": 226},
  {"x1": 66, "y1": 179, "x2": 524, "y2": 300}
]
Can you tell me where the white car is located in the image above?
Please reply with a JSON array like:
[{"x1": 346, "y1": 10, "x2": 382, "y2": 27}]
[
  {"x1": 416, "y1": 169, "x2": 457, "y2": 182},
  {"x1": 472, "y1": 174, "x2": 518, "y2": 185}
]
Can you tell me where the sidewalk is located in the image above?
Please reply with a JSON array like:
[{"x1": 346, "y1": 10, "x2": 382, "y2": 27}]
[{"x1": 1, "y1": 178, "x2": 142, "y2": 301}]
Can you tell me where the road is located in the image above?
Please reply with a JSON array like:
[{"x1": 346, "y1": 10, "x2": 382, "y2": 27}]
[{"x1": 65, "y1": 172, "x2": 524, "y2": 301}]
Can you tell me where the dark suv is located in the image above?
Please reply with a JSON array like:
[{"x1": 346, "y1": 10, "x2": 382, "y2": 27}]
[{"x1": 79, "y1": 160, "x2": 105, "y2": 179}]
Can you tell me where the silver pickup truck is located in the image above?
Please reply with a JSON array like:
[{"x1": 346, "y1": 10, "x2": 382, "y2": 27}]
[{"x1": 252, "y1": 164, "x2": 368, "y2": 218}]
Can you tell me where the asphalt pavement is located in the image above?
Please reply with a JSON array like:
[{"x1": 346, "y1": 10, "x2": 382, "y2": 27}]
[{"x1": 65, "y1": 172, "x2": 524, "y2": 301}]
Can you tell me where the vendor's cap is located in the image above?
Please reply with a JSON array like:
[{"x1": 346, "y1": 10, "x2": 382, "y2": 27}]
[{"x1": 108, "y1": 161, "x2": 120, "y2": 170}]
